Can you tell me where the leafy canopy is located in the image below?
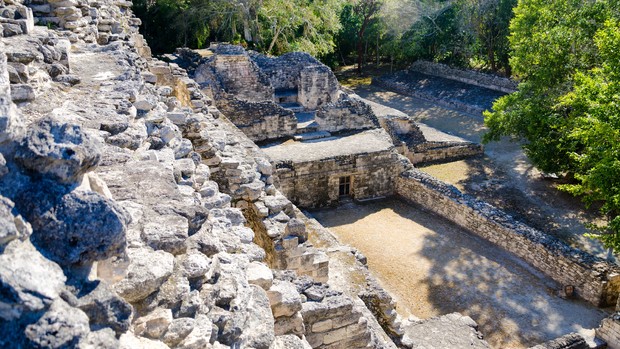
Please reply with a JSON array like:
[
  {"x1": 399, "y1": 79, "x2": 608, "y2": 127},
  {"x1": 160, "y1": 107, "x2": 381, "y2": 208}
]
[{"x1": 484, "y1": 0, "x2": 620, "y2": 250}]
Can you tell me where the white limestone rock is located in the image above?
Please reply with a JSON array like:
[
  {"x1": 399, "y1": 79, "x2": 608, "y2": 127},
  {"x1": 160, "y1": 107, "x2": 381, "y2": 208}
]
[
  {"x1": 181, "y1": 252, "x2": 211, "y2": 278},
  {"x1": 267, "y1": 281, "x2": 302, "y2": 318},
  {"x1": 114, "y1": 247, "x2": 174, "y2": 303},
  {"x1": 133, "y1": 308, "x2": 173, "y2": 339},
  {"x1": 247, "y1": 261, "x2": 274, "y2": 290},
  {"x1": 270, "y1": 335, "x2": 312, "y2": 349},
  {"x1": 119, "y1": 332, "x2": 170, "y2": 349}
]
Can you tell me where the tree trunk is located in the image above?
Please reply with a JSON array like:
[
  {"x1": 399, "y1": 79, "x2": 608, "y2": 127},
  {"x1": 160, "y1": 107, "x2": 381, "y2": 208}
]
[{"x1": 268, "y1": 26, "x2": 281, "y2": 54}]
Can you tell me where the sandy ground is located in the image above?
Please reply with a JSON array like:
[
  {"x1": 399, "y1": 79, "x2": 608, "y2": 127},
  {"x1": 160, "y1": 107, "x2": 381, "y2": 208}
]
[
  {"x1": 311, "y1": 199, "x2": 611, "y2": 349},
  {"x1": 350, "y1": 83, "x2": 612, "y2": 261}
]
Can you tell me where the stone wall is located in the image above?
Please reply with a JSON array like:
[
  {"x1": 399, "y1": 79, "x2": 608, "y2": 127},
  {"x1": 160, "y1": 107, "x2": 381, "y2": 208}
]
[
  {"x1": 251, "y1": 51, "x2": 339, "y2": 110},
  {"x1": 208, "y1": 45, "x2": 274, "y2": 102},
  {"x1": 315, "y1": 95, "x2": 379, "y2": 133},
  {"x1": 528, "y1": 333, "x2": 588, "y2": 349},
  {"x1": 217, "y1": 95, "x2": 297, "y2": 142},
  {"x1": 373, "y1": 76, "x2": 486, "y2": 116},
  {"x1": 299, "y1": 65, "x2": 340, "y2": 110},
  {"x1": 409, "y1": 60, "x2": 518, "y2": 93},
  {"x1": 408, "y1": 142, "x2": 483, "y2": 165},
  {"x1": 596, "y1": 314, "x2": 620, "y2": 349},
  {"x1": 395, "y1": 167, "x2": 620, "y2": 307},
  {"x1": 275, "y1": 150, "x2": 401, "y2": 208}
]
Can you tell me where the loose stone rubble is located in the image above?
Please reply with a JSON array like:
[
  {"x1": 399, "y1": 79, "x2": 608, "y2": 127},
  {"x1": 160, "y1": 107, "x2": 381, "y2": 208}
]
[{"x1": 2, "y1": 0, "x2": 620, "y2": 348}]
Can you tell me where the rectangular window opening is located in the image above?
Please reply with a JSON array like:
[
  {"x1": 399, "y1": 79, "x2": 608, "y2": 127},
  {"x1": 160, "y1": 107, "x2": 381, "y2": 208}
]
[{"x1": 339, "y1": 176, "x2": 351, "y2": 196}]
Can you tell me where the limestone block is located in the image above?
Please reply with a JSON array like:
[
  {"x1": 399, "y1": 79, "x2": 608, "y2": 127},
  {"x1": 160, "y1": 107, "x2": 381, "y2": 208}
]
[
  {"x1": 263, "y1": 194, "x2": 291, "y2": 215},
  {"x1": 16, "y1": 116, "x2": 101, "y2": 183},
  {"x1": 269, "y1": 335, "x2": 312, "y2": 349},
  {"x1": 119, "y1": 332, "x2": 170, "y2": 349},
  {"x1": 10, "y1": 83, "x2": 35, "y2": 102},
  {"x1": 176, "y1": 314, "x2": 212, "y2": 349},
  {"x1": 267, "y1": 281, "x2": 302, "y2": 318},
  {"x1": 247, "y1": 261, "x2": 273, "y2": 290},
  {"x1": 274, "y1": 312, "x2": 305, "y2": 337},
  {"x1": 141, "y1": 213, "x2": 189, "y2": 255},
  {"x1": 134, "y1": 308, "x2": 173, "y2": 339},
  {"x1": 181, "y1": 252, "x2": 211, "y2": 278},
  {"x1": 162, "y1": 317, "x2": 195, "y2": 347},
  {"x1": 24, "y1": 299, "x2": 90, "y2": 348},
  {"x1": 0, "y1": 241, "x2": 66, "y2": 320},
  {"x1": 114, "y1": 247, "x2": 175, "y2": 302},
  {"x1": 17, "y1": 185, "x2": 129, "y2": 266},
  {"x1": 285, "y1": 218, "x2": 307, "y2": 242}
]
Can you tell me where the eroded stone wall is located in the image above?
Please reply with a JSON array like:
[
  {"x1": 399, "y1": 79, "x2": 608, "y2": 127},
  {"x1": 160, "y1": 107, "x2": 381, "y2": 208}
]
[
  {"x1": 251, "y1": 51, "x2": 339, "y2": 110},
  {"x1": 208, "y1": 45, "x2": 273, "y2": 102},
  {"x1": 275, "y1": 150, "x2": 401, "y2": 208},
  {"x1": 396, "y1": 167, "x2": 620, "y2": 307},
  {"x1": 315, "y1": 95, "x2": 379, "y2": 133},
  {"x1": 217, "y1": 95, "x2": 297, "y2": 142},
  {"x1": 409, "y1": 60, "x2": 517, "y2": 93},
  {"x1": 597, "y1": 314, "x2": 620, "y2": 349}
]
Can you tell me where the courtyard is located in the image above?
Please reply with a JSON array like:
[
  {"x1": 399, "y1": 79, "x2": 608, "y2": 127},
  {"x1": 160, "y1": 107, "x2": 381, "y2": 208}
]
[{"x1": 312, "y1": 198, "x2": 610, "y2": 348}]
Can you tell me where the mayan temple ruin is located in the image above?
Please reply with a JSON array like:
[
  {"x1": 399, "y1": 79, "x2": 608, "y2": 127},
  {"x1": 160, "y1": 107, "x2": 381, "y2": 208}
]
[{"x1": 1, "y1": 0, "x2": 620, "y2": 348}]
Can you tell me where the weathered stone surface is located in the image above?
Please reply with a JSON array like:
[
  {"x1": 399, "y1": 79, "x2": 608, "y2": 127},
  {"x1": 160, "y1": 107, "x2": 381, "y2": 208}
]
[
  {"x1": 15, "y1": 117, "x2": 101, "y2": 184},
  {"x1": 78, "y1": 328, "x2": 119, "y2": 349},
  {"x1": 76, "y1": 282, "x2": 132, "y2": 335},
  {"x1": 114, "y1": 248, "x2": 174, "y2": 303},
  {"x1": 270, "y1": 334, "x2": 312, "y2": 349},
  {"x1": 141, "y1": 213, "x2": 189, "y2": 255},
  {"x1": 0, "y1": 196, "x2": 31, "y2": 248},
  {"x1": 247, "y1": 261, "x2": 273, "y2": 291},
  {"x1": 180, "y1": 252, "x2": 211, "y2": 278},
  {"x1": 119, "y1": 332, "x2": 170, "y2": 349},
  {"x1": 285, "y1": 218, "x2": 306, "y2": 242},
  {"x1": 267, "y1": 281, "x2": 302, "y2": 318},
  {"x1": 0, "y1": 241, "x2": 66, "y2": 320},
  {"x1": 162, "y1": 317, "x2": 195, "y2": 347},
  {"x1": 401, "y1": 313, "x2": 489, "y2": 349},
  {"x1": 10, "y1": 83, "x2": 35, "y2": 102},
  {"x1": 177, "y1": 314, "x2": 212, "y2": 349},
  {"x1": 134, "y1": 308, "x2": 173, "y2": 339},
  {"x1": 20, "y1": 186, "x2": 128, "y2": 266},
  {"x1": 24, "y1": 299, "x2": 90, "y2": 349}
]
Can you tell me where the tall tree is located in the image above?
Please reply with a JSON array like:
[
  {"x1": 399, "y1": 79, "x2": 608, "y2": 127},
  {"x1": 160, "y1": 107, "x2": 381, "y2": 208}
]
[
  {"x1": 353, "y1": 0, "x2": 382, "y2": 73},
  {"x1": 484, "y1": 0, "x2": 620, "y2": 250}
]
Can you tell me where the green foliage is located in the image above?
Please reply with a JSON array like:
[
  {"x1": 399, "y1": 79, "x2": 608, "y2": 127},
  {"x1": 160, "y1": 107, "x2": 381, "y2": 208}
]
[{"x1": 484, "y1": 0, "x2": 620, "y2": 250}]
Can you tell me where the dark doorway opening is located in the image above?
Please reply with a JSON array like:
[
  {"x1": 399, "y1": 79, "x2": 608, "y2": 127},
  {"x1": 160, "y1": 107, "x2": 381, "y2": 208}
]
[{"x1": 339, "y1": 176, "x2": 351, "y2": 196}]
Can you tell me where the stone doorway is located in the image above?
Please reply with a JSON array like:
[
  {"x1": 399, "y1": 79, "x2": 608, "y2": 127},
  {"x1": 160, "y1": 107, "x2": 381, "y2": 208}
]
[{"x1": 339, "y1": 176, "x2": 351, "y2": 196}]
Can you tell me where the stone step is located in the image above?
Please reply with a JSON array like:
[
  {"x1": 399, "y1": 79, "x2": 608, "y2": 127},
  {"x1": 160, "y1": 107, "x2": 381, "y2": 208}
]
[
  {"x1": 294, "y1": 131, "x2": 331, "y2": 141},
  {"x1": 280, "y1": 102, "x2": 304, "y2": 113}
]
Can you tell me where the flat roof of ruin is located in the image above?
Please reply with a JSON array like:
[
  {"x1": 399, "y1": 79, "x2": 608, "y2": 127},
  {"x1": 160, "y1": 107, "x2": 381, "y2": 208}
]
[{"x1": 261, "y1": 129, "x2": 394, "y2": 163}]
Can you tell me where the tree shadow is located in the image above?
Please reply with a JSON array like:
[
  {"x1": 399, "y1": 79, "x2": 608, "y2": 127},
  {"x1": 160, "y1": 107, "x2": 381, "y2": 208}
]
[{"x1": 311, "y1": 198, "x2": 611, "y2": 348}]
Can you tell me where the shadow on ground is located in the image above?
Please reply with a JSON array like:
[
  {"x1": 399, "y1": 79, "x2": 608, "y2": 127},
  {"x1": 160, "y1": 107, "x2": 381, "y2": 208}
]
[{"x1": 312, "y1": 198, "x2": 611, "y2": 348}]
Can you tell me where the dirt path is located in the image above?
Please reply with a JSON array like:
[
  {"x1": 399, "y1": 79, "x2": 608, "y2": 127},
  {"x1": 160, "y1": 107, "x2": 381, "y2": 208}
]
[
  {"x1": 351, "y1": 83, "x2": 611, "y2": 261},
  {"x1": 311, "y1": 199, "x2": 610, "y2": 349}
]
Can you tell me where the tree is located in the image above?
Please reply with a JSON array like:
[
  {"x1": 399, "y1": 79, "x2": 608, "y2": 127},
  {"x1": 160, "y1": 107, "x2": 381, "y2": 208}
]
[
  {"x1": 353, "y1": 0, "x2": 382, "y2": 73},
  {"x1": 484, "y1": 0, "x2": 620, "y2": 250}
]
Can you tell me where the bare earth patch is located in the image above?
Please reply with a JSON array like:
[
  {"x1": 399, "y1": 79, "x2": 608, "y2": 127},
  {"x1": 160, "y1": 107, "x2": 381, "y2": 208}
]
[{"x1": 311, "y1": 199, "x2": 610, "y2": 349}]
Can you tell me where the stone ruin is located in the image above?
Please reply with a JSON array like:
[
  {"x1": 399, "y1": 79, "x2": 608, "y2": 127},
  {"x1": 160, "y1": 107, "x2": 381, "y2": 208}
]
[
  {"x1": 2, "y1": 0, "x2": 620, "y2": 348},
  {"x1": 167, "y1": 44, "x2": 482, "y2": 208}
]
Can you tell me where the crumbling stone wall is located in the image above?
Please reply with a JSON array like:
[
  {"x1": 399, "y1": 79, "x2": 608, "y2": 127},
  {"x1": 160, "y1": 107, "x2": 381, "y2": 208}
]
[
  {"x1": 409, "y1": 60, "x2": 518, "y2": 93},
  {"x1": 396, "y1": 167, "x2": 620, "y2": 307},
  {"x1": 217, "y1": 95, "x2": 298, "y2": 142},
  {"x1": 208, "y1": 44, "x2": 274, "y2": 102},
  {"x1": 596, "y1": 314, "x2": 620, "y2": 349},
  {"x1": 315, "y1": 95, "x2": 379, "y2": 133},
  {"x1": 251, "y1": 51, "x2": 339, "y2": 110},
  {"x1": 275, "y1": 150, "x2": 401, "y2": 208}
]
